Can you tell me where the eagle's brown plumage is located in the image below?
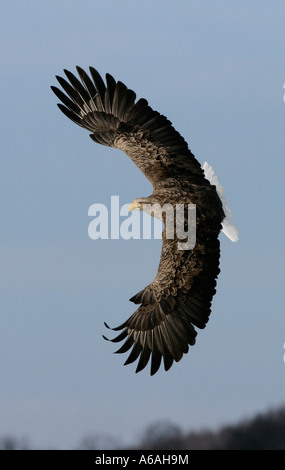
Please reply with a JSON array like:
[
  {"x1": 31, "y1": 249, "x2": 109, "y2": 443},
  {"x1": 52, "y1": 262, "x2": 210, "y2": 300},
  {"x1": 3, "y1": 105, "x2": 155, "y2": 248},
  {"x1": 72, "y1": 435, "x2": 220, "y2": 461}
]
[{"x1": 51, "y1": 66, "x2": 225, "y2": 375}]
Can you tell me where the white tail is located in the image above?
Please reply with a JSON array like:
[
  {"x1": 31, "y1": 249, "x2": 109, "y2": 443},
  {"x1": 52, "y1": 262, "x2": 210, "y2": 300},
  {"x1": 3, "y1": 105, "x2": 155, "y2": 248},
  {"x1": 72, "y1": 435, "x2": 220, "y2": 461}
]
[{"x1": 202, "y1": 161, "x2": 239, "y2": 242}]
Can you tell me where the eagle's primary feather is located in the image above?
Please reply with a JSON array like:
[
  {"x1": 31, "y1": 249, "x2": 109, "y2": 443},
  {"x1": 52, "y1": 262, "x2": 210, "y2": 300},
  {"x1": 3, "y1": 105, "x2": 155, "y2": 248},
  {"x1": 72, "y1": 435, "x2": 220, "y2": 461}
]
[{"x1": 51, "y1": 66, "x2": 235, "y2": 375}]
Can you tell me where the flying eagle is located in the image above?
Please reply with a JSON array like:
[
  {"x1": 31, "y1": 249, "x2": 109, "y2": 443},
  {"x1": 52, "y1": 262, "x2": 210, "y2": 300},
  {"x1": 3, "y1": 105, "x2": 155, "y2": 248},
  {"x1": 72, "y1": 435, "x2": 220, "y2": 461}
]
[{"x1": 51, "y1": 67, "x2": 238, "y2": 375}]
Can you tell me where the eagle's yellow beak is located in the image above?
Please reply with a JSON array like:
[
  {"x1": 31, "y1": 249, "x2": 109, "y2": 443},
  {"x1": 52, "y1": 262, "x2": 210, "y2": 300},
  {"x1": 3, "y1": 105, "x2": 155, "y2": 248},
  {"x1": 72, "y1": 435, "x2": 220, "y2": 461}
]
[
  {"x1": 129, "y1": 201, "x2": 137, "y2": 212},
  {"x1": 129, "y1": 200, "x2": 142, "y2": 212}
]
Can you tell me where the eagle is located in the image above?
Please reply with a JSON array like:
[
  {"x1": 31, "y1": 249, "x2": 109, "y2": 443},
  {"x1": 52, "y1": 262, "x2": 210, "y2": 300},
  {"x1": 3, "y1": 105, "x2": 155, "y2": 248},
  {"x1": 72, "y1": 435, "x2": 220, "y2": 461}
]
[{"x1": 51, "y1": 66, "x2": 238, "y2": 375}]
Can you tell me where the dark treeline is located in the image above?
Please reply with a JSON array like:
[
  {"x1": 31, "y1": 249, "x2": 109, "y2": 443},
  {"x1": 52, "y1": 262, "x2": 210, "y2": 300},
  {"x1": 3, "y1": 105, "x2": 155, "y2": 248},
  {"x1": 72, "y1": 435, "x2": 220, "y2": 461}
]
[
  {"x1": 130, "y1": 405, "x2": 285, "y2": 450},
  {"x1": 1, "y1": 405, "x2": 285, "y2": 450}
]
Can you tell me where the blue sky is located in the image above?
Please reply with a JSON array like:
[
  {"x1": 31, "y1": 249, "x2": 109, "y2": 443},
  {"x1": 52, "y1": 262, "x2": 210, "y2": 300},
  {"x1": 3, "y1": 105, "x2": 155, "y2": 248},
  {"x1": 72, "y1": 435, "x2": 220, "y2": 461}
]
[{"x1": 1, "y1": 0, "x2": 285, "y2": 449}]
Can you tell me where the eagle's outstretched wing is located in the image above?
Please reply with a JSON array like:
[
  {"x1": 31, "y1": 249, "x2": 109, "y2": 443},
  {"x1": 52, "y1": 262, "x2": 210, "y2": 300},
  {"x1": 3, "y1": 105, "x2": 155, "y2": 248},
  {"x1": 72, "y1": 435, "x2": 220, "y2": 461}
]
[
  {"x1": 104, "y1": 229, "x2": 221, "y2": 375},
  {"x1": 51, "y1": 67, "x2": 224, "y2": 374},
  {"x1": 51, "y1": 67, "x2": 206, "y2": 186}
]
